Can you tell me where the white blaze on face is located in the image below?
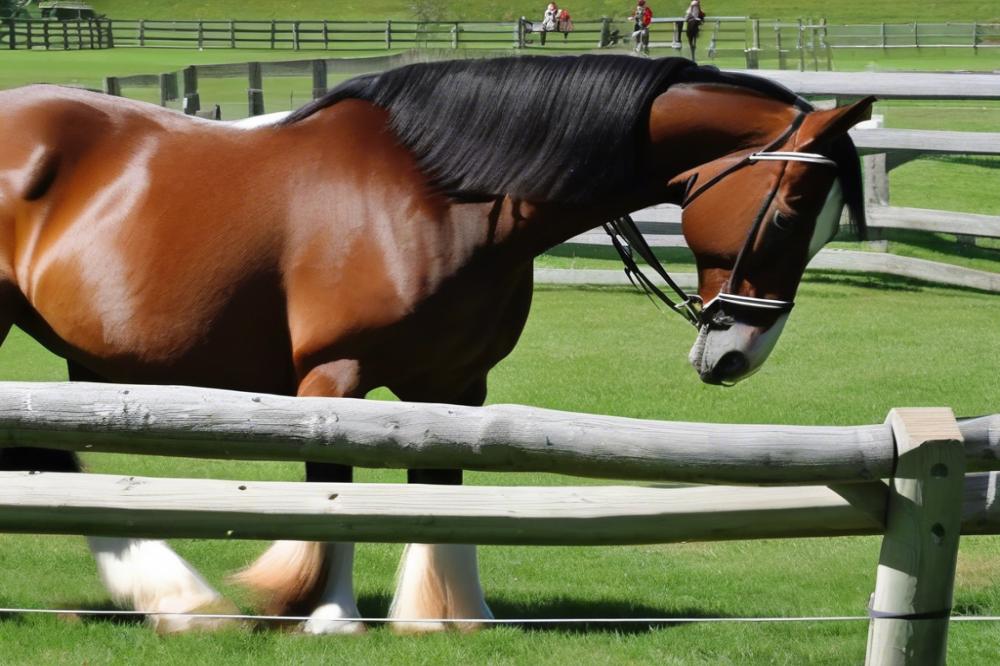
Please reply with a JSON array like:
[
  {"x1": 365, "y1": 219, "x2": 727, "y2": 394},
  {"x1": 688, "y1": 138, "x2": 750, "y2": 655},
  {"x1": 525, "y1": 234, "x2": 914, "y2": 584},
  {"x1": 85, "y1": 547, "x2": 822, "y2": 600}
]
[
  {"x1": 808, "y1": 180, "x2": 843, "y2": 260},
  {"x1": 690, "y1": 179, "x2": 843, "y2": 385}
]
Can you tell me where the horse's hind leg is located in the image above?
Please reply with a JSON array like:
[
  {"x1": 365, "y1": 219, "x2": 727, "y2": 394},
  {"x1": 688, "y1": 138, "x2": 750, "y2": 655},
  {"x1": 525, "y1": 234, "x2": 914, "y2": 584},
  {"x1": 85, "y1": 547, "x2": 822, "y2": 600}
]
[
  {"x1": 233, "y1": 360, "x2": 365, "y2": 635},
  {"x1": 66, "y1": 362, "x2": 238, "y2": 633},
  {"x1": 389, "y1": 378, "x2": 493, "y2": 633}
]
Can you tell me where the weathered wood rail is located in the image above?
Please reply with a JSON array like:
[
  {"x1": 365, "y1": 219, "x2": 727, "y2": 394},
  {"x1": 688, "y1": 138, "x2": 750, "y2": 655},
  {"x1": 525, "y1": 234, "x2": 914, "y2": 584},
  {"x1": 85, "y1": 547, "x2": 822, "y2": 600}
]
[
  {"x1": 2, "y1": 382, "x2": 998, "y2": 484},
  {"x1": 0, "y1": 382, "x2": 996, "y2": 663}
]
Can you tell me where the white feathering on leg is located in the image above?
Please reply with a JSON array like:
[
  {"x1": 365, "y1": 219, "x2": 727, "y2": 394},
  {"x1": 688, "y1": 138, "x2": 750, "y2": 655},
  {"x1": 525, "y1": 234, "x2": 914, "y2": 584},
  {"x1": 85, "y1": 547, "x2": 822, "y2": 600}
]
[
  {"x1": 303, "y1": 542, "x2": 365, "y2": 635},
  {"x1": 389, "y1": 543, "x2": 493, "y2": 633},
  {"x1": 88, "y1": 537, "x2": 236, "y2": 633}
]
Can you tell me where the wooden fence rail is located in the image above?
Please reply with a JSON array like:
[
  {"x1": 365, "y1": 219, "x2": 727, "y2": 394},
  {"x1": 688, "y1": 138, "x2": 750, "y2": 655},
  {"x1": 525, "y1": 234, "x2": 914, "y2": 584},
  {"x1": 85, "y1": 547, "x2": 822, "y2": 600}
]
[
  {"x1": 0, "y1": 382, "x2": 996, "y2": 663},
  {"x1": 0, "y1": 469, "x2": 997, "y2": 546},
  {"x1": 1, "y1": 382, "x2": 998, "y2": 484}
]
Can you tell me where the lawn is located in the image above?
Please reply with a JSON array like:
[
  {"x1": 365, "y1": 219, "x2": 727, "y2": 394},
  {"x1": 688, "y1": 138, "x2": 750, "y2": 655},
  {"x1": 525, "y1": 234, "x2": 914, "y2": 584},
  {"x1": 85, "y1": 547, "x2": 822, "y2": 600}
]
[
  {"x1": 0, "y1": 15, "x2": 999, "y2": 662},
  {"x1": 0, "y1": 281, "x2": 998, "y2": 663}
]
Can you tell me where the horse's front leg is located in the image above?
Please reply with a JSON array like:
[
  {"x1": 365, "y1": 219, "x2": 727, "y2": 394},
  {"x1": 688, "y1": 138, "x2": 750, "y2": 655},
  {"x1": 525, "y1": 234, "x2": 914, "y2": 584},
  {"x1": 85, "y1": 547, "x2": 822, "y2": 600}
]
[
  {"x1": 388, "y1": 377, "x2": 493, "y2": 633},
  {"x1": 233, "y1": 360, "x2": 365, "y2": 635},
  {"x1": 67, "y1": 362, "x2": 239, "y2": 633}
]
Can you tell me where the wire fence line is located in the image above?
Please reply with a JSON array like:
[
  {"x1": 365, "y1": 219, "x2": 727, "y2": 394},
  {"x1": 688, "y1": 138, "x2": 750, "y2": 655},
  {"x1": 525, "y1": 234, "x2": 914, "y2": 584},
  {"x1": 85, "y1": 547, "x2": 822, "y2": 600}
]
[{"x1": 2, "y1": 606, "x2": 1000, "y2": 625}]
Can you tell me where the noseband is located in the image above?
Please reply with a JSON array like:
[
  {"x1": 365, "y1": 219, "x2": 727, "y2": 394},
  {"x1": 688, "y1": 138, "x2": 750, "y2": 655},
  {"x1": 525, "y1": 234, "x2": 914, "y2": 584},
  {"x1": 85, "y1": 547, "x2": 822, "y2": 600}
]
[{"x1": 604, "y1": 113, "x2": 838, "y2": 329}]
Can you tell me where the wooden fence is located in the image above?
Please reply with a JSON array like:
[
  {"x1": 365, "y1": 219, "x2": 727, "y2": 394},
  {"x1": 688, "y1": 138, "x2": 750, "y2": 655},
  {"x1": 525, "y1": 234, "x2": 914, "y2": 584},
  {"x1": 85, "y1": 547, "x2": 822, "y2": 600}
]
[
  {"x1": 2, "y1": 17, "x2": 112, "y2": 49},
  {"x1": 0, "y1": 381, "x2": 998, "y2": 663},
  {"x1": 4, "y1": 16, "x2": 998, "y2": 72}
]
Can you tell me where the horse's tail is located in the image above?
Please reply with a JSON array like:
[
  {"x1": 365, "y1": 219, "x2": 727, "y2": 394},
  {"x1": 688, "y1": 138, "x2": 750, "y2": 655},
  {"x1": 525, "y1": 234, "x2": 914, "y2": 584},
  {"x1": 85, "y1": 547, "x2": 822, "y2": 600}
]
[{"x1": 231, "y1": 540, "x2": 330, "y2": 616}]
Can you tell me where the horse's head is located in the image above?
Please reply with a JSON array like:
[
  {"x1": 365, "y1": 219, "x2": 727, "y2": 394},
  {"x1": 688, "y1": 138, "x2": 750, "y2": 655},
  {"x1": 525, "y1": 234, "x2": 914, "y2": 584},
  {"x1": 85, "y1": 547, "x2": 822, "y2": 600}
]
[{"x1": 678, "y1": 98, "x2": 874, "y2": 385}]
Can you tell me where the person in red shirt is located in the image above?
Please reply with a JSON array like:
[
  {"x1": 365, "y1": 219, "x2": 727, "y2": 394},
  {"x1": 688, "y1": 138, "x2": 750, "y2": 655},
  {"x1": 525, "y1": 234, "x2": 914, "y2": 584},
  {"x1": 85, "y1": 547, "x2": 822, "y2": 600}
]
[{"x1": 629, "y1": 0, "x2": 653, "y2": 55}]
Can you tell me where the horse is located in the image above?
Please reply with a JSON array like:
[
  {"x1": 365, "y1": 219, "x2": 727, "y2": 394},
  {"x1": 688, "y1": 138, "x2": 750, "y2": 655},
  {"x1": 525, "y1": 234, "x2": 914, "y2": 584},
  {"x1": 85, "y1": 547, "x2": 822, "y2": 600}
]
[{"x1": 0, "y1": 55, "x2": 872, "y2": 633}]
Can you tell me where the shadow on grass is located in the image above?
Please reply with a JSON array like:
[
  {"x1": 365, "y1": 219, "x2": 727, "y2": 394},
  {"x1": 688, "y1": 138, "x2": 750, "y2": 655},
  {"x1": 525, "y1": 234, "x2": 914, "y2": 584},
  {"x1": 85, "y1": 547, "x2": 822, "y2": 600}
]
[
  {"x1": 804, "y1": 270, "x2": 998, "y2": 296},
  {"x1": 359, "y1": 593, "x2": 724, "y2": 635},
  {"x1": 0, "y1": 599, "x2": 143, "y2": 627}
]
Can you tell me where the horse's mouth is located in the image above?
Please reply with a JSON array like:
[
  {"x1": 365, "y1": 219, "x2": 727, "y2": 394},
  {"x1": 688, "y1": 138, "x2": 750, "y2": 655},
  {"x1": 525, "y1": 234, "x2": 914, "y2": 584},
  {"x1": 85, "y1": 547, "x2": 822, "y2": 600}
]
[{"x1": 688, "y1": 315, "x2": 789, "y2": 385}]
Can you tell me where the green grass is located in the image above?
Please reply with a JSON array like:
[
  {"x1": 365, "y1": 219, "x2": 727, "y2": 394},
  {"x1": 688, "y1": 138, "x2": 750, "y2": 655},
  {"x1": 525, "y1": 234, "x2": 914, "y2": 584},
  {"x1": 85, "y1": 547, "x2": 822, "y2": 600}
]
[{"x1": 1, "y1": 280, "x2": 999, "y2": 663}]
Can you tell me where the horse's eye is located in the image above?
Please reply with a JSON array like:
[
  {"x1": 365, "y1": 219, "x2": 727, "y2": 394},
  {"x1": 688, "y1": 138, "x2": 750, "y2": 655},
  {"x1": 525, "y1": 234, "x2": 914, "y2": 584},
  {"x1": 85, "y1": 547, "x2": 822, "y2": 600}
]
[{"x1": 772, "y1": 210, "x2": 795, "y2": 233}]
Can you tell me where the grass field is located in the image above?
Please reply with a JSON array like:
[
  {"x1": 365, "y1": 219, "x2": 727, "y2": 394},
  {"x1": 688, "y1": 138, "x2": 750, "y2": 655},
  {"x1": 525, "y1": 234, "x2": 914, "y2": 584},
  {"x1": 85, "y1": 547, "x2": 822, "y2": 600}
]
[
  {"x1": 0, "y1": 8, "x2": 999, "y2": 662},
  {"x1": 1, "y1": 281, "x2": 998, "y2": 663}
]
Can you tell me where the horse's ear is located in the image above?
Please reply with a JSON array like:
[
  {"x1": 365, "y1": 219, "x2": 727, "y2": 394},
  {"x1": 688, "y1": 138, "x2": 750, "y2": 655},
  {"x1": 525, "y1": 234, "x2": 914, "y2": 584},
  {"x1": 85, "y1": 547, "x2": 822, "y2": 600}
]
[{"x1": 797, "y1": 96, "x2": 877, "y2": 149}]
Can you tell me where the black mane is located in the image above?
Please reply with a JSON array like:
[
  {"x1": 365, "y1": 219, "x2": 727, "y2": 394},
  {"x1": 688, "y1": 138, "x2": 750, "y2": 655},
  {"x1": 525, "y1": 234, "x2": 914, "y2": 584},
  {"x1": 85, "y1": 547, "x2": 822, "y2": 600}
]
[
  {"x1": 284, "y1": 55, "x2": 864, "y2": 235},
  {"x1": 285, "y1": 55, "x2": 705, "y2": 204}
]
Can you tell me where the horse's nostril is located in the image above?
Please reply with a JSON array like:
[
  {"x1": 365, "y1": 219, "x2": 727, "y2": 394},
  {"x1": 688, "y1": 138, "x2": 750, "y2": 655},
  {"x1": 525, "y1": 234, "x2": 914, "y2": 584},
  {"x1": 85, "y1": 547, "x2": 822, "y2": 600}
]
[{"x1": 714, "y1": 351, "x2": 749, "y2": 382}]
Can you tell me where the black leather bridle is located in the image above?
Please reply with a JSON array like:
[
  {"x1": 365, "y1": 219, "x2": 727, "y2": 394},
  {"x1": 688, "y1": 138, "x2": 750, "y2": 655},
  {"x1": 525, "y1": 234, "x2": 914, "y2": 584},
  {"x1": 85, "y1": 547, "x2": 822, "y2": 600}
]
[{"x1": 604, "y1": 113, "x2": 839, "y2": 330}]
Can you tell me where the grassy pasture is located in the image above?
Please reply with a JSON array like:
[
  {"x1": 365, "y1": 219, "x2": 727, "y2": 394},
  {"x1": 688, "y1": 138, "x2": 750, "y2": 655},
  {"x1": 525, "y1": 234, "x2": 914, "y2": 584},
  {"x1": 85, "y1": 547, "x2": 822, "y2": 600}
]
[
  {"x1": 0, "y1": 20, "x2": 998, "y2": 663},
  {"x1": 0, "y1": 281, "x2": 998, "y2": 663}
]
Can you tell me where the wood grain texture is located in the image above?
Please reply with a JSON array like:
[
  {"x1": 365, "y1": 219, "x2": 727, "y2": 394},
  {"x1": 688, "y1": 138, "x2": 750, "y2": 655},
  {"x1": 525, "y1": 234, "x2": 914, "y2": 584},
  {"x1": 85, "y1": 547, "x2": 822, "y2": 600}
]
[
  {"x1": 0, "y1": 470, "x2": 996, "y2": 545},
  {"x1": 741, "y1": 69, "x2": 1000, "y2": 100},
  {"x1": 0, "y1": 382, "x2": 897, "y2": 485},
  {"x1": 850, "y1": 128, "x2": 1000, "y2": 157},
  {"x1": 867, "y1": 206, "x2": 1000, "y2": 239},
  {"x1": 866, "y1": 408, "x2": 965, "y2": 666}
]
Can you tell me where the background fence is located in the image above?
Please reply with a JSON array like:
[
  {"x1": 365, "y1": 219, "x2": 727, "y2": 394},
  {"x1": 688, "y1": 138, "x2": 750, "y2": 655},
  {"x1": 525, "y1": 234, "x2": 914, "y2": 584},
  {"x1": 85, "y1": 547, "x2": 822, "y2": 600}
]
[{"x1": 4, "y1": 16, "x2": 999, "y2": 71}]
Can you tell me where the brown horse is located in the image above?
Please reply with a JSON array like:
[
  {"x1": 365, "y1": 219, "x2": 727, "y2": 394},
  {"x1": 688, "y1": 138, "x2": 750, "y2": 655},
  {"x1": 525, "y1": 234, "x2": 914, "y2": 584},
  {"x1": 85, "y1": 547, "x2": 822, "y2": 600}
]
[{"x1": 0, "y1": 55, "x2": 872, "y2": 633}]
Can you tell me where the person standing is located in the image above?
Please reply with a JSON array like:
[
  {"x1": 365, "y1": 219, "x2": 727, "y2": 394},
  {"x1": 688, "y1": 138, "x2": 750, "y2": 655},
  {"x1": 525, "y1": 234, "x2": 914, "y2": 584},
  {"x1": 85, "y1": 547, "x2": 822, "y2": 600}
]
[
  {"x1": 557, "y1": 7, "x2": 574, "y2": 40},
  {"x1": 629, "y1": 0, "x2": 653, "y2": 55},
  {"x1": 684, "y1": 0, "x2": 705, "y2": 61},
  {"x1": 540, "y1": 2, "x2": 559, "y2": 45}
]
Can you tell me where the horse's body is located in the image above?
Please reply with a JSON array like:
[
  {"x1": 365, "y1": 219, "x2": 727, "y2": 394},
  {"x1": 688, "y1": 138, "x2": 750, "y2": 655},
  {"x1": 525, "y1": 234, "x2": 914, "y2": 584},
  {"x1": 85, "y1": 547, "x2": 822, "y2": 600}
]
[{"x1": 0, "y1": 56, "x2": 872, "y2": 633}]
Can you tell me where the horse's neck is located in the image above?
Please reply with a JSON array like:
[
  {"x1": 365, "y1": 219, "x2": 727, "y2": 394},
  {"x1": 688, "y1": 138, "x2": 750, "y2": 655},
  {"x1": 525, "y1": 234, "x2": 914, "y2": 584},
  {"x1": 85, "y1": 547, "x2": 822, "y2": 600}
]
[
  {"x1": 483, "y1": 85, "x2": 803, "y2": 260},
  {"x1": 647, "y1": 83, "x2": 803, "y2": 181}
]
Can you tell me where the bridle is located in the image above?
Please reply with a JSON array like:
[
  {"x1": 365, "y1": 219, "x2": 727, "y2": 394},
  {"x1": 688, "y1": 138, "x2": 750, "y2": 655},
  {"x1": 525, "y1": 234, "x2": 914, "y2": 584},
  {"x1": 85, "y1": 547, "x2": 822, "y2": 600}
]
[{"x1": 603, "y1": 112, "x2": 839, "y2": 330}]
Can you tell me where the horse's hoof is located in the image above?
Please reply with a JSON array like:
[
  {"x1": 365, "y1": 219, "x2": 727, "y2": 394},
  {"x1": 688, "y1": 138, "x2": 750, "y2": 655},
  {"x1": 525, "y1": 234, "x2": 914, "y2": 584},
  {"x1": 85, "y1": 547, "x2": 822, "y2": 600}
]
[
  {"x1": 150, "y1": 597, "x2": 245, "y2": 634},
  {"x1": 301, "y1": 602, "x2": 367, "y2": 635}
]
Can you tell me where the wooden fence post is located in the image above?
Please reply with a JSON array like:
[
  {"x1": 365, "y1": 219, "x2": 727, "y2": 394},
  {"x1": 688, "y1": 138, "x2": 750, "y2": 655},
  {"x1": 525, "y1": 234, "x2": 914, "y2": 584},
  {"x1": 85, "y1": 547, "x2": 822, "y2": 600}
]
[
  {"x1": 105, "y1": 18, "x2": 114, "y2": 48},
  {"x1": 292, "y1": 21, "x2": 300, "y2": 50},
  {"x1": 103, "y1": 76, "x2": 121, "y2": 96},
  {"x1": 797, "y1": 19, "x2": 805, "y2": 71},
  {"x1": 5, "y1": 18, "x2": 15, "y2": 50},
  {"x1": 861, "y1": 114, "x2": 890, "y2": 210},
  {"x1": 182, "y1": 65, "x2": 200, "y2": 115},
  {"x1": 247, "y1": 61, "x2": 264, "y2": 116},
  {"x1": 158, "y1": 72, "x2": 178, "y2": 105},
  {"x1": 516, "y1": 17, "x2": 526, "y2": 48},
  {"x1": 451, "y1": 22, "x2": 459, "y2": 48},
  {"x1": 775, "y1": 24, "x2": 786, "y2": 69},
  {"x1": 311, "y1": 59, "x2": 327, "y2": 100},
  {"x1": 229, "y1": 19, "x2": 235, "y2": 48},
  {"x1": 598, "y1": 17, "x2": 610, "y2": 48},
  {"x1": 865, "y1": 408, "x2": 964, "y2": 666},
  {"x1": 138, "y1": 19, "x2": 145, "y2": 47},
  {"x1": 385, "y1": 19, "x2": 392, "y2": 49},
  {"x1": 323, "y1": 19, "x2": 329, "y2": 49},
  {"x1": 197, "y1": 20, "x2": 204, "y2": 49},
  {"x1": 25, "y1": 18, "x2": 33, "y2": 49},
  {"x1": 269, "y1": 19, "x2": 276, "y2": 49}
]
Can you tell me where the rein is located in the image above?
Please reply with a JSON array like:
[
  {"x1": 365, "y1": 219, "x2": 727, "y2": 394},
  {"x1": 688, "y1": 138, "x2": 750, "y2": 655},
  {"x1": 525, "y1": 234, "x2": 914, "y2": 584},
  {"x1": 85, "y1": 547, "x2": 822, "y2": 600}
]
[{"x1": 603, "y1": 113, "x2": 838, "y2": 329}]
